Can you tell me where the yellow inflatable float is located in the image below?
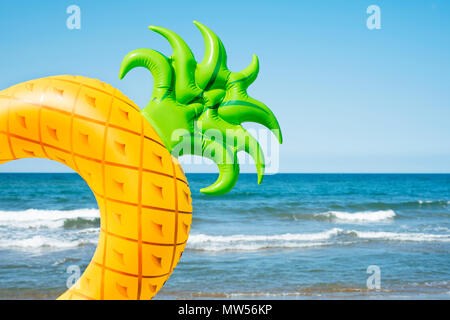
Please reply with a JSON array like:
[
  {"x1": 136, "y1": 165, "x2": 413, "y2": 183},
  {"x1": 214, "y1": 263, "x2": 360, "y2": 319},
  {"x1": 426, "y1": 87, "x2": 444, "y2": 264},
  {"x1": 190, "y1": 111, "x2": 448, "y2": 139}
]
[{"x1": 0, "y1": 22, "x2": 282, "y2": 300}]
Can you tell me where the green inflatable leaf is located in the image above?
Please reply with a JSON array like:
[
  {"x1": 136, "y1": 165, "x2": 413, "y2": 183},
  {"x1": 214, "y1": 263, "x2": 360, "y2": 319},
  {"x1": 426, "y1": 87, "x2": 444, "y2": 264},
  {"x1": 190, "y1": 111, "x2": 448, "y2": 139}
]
[{"x1": 119, "y1": 21, "x2": 283, "y2": 195}]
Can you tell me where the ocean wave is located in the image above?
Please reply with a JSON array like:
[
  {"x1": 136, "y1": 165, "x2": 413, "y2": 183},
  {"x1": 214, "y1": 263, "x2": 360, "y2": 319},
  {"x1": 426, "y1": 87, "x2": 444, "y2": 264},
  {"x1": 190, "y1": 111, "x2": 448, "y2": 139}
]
[
  {"x1": 186, "y1": 228, "x2": 450, "y2": 252},
  {"x1": 187, "y1": 228, "x2": 345, "y2": 252},
  {"x1": 418, "y1": 200, "x2": 449, "y2": 205},
  {"x1": 0, "y1": 209, "x2": 99, "y2": 229},
  {"x1": 0, "y1": 235, "x2": 97, "y2": 250},
  {"x1": 287, "y1": 210, "x2": 396, "y2": 223},
  {"x1": 52, "y1": 257, "x2": 81, "y2": 266},
  {"x1": 244, "y1": 200, "x2": 449, "y2": 218},
  {"x1": 352, "y1": 230, "x2": 450, "y2": 242},
  {"x1": 315, "y1": 210, "x2": 396, "y2": 223},
  {"x1": 188, "y1": 240, "x2": 335, "y2": 252},
  {"x1": 190, "y1": 228, "x2": 342, "y2": 243},
  {"x1": 331, "y1": 200, "x2": 450, "y2": 211}
]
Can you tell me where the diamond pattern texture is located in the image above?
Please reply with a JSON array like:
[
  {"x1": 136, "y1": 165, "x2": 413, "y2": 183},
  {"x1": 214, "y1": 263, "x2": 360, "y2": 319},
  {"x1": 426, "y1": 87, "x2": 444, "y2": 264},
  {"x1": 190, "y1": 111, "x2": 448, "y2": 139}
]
[{"x1": 0, "y1": 76, "x2": 193, "y2": 300}]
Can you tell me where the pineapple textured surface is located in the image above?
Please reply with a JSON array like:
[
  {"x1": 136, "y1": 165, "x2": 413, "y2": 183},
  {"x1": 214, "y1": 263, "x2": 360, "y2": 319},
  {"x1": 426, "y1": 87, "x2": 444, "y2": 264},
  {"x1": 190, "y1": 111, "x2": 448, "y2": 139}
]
[{"x1": 0, "y1": 75, "x2": 192, "y2": 300}]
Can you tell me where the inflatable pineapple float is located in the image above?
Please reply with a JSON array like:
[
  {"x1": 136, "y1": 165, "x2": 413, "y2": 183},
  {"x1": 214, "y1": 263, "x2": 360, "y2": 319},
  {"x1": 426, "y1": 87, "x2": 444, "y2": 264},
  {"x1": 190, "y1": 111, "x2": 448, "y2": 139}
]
[{"x1": 0, "y1": 22, "x2": 282, "y2": 300}]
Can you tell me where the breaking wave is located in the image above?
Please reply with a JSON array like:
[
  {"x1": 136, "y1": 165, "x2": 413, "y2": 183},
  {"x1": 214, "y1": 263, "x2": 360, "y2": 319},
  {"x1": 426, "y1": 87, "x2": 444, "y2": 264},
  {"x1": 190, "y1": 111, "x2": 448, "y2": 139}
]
[
  {"x1": 187, "y1": 228, "x2": 450, "y2": 252},
  {"x1": 0, "y1": 235, "x2": 98, "y2": 250},
  {"x1": 0, "y1": 209, "x2": 99, "y2": 229},
  {"x1": 314, "y1": 210, "x2": 396, "y2": 223}
]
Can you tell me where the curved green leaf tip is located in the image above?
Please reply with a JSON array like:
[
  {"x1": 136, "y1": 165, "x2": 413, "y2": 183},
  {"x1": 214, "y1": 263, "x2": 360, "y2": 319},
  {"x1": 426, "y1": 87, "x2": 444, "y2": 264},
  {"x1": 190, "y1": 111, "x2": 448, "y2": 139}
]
[{"x1": 119, "y1": 21, "x2": 283, "y2": 195}]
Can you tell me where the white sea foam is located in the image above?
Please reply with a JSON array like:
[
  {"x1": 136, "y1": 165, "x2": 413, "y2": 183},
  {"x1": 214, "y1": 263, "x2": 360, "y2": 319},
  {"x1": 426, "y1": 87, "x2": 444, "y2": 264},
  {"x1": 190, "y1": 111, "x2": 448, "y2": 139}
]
[
  {"x1": 187, "y1": 240, "x2": 334, "y2": 252},
  {"x1": 186, "y1": 228, "x2": 450, "y2": 252},
  {"x1": 0, "y1": 209, "x2": 99, "y2": 229},
  {"x1": 187, "y1": 229, "x2": 344, "y2": 252},
  {"x1": 316, "y1": 210, "x2": 396, "y2": 223},
  {"x1": 352, "y1": 230, "x2": 450, "y2": 242},
  {"x1": 189, "y1": 228, "x2": 342, "y2": 243},
  {"x1": 418, "y1": 200, "x2": 449, "y2": 205},
  {"x1": 0, "y1": 235, "x2": 97, "y2": 250}
]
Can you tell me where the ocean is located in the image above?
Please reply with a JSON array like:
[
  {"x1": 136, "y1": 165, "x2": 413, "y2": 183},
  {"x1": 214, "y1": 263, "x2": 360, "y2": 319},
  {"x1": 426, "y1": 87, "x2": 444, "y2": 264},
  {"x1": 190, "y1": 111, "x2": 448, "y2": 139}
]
[{"x1": 0, "y1": 173, "x2": 449, "y2": 299}]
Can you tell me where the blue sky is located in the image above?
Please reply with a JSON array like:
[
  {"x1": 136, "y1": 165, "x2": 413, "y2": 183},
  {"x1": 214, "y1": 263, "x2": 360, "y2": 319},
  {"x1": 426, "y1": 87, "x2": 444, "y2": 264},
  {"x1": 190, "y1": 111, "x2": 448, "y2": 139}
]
[{"x1": 0, "y1": 0, "x2": 449, "y2": 173}]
